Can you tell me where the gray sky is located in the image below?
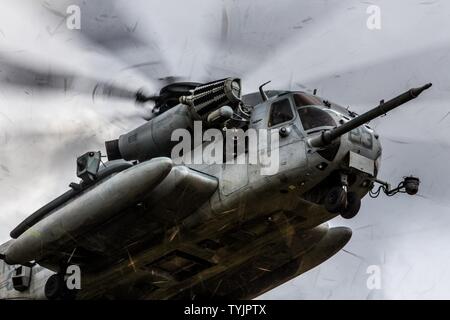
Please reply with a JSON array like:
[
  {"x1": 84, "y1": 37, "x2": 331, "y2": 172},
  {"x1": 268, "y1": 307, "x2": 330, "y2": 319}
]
[{"x1": 1, "y1": 0, "x2": 450, "y2": 299}]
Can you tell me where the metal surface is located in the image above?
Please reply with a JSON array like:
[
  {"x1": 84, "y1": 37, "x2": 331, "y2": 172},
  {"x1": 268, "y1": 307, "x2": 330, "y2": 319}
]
[
  {"x1": 349, "y1": 152, "x2": 375, "y2": 176},
  {"x1": 5, "y1": 158, "x2": 173, "y2": 265}
]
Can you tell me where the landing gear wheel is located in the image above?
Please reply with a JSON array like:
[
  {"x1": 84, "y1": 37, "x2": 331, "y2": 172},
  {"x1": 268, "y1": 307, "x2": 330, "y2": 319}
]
[
  {"x1": 324, "y1": 186, "x2": 347, "y2": 214},
  {"x1": 44, "y1": 274, "x2": 78, "y2": 300},
  {"x1": 45, "y1": 274, "x2": 65, "y2": 300},
  {"x1": 341, "y1": 192, "x2": 361, "y2": 219}
]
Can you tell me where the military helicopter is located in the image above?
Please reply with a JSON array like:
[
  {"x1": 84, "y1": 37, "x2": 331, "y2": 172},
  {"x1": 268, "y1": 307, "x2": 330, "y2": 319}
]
[
  {"x1": 0, "y1": 72, "x2": 431, "y2": 299},
  {"x1": 0, "y1": 1, "x2": 433, "y2": 300}
]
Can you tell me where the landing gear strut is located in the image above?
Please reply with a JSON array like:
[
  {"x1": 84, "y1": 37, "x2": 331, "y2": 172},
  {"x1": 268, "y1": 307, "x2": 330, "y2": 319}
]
[
  {"x1": 324, "y1": 186, "x2": 347, "y2": 214},
  {"x1": 324, "y1": 173, "x2": 361, "y2": 219}
]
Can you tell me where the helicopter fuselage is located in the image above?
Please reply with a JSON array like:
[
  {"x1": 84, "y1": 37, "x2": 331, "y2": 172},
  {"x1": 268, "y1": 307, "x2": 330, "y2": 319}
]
[
  {"x1": 73, "y1": 92, "x2": 381, "y2": 298},
  {"x1": 2, "y1": 82, "x2": 430, "y2": 300}
]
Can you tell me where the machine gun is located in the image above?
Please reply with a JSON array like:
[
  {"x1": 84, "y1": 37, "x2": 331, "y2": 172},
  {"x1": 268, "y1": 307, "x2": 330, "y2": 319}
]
[{"x1": 308, "y1": 83, "x2": 433, "y2": 148}]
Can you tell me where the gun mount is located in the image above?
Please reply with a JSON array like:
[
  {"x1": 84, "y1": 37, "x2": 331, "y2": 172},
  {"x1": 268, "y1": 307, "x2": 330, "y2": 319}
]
[{"x1": 309, "y1": 83, "x2": 432, "y2": 148}]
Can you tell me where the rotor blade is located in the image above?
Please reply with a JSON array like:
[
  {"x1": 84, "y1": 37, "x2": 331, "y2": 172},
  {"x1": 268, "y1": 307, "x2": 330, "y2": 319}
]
[
  {"x1": 292, "y1": 45, "x2": 450, "y2": 147},
  {"x1": 42, "y1": 0, "x2": 174, "y2": 85},
  {"x1": 202, "y1": 0, "x2": 344, "y2": 81},
  {"x1": 296, "y1": 44, "x2": 450, "y2": 106},
  {"x1": 0, "y1": 53, "x2": 158, "y2": 104}
]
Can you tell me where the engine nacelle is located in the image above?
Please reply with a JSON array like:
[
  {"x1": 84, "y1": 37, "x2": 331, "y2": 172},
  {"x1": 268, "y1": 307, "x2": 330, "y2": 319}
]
[
  {"x1": 106, "y1": 78, "x2": 242, "y2": 162},
  {"x1": 107, "y1": 104, "x2": 194, "y2": 162}
]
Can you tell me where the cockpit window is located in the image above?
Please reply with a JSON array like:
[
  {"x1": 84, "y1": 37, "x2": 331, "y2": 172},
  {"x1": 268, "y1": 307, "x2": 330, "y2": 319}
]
[
  {"x1": 294, "y1": 93, "x2": 324, "y2": 107},
  {"x1": 297, "y1": 106, "x2": 336, "y2": 131},
  {"x1": 294, "y1": 92, "x2": 351, "y2": 117},
  {"x1": 268, "y1": 98, "x2": 294, "y2": 127}
]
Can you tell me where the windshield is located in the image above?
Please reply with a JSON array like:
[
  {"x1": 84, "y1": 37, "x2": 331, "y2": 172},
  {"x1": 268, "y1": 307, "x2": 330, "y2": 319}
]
[
  {"x1": 297, "y1": 106, "x2": 336, "y2": 131},
  {"x1": 294, "y1": 93, "x2": 325, "y2": 107},
  {"x1": 293, "y1": 93, "x2": 336, "y2": 131}
]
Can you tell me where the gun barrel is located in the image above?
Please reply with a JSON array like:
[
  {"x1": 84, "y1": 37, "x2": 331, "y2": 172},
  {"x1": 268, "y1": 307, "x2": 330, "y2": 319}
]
[{"x1": 309, "y1": 83, "x2": 432, "y2": 148}]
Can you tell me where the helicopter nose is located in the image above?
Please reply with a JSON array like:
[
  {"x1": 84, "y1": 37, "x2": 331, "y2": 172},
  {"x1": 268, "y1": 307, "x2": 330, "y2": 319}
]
[
  {"x1": 343, "y1": 125, "x2": 382, "y2": 172},
  {"x1": 346, "y1": 124, "x2": 379, "y2": 151}
]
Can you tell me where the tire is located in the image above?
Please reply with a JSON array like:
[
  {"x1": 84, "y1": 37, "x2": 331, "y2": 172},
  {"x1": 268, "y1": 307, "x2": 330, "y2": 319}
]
[
  {"x1": 341, "y1": 192, "x2": 361, "y2": 219},
  {"x1": 324, "y1": 186, "x2": 347, "y2": 213},
  {"x1": 45, "y1": 274, "x2": 64, "y2": 300}
]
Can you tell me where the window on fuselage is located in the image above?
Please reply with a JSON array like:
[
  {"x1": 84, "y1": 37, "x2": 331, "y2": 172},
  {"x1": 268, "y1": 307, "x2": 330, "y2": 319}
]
[
  {"x1": 294, "y1": 93, "x2": 340, "y2": 161},
  {"x1": 268, "y1": 98, "x2": 294, "y2": 127},
  {"x1": 294, "y1": 93, "x2": 325, "y2": 107},
  {"x1": 294, "y1": 93, "x2": 336, "y2": 131},
  {"x1": 297, "y1": 106, "x2": 336, "y2": 131}
]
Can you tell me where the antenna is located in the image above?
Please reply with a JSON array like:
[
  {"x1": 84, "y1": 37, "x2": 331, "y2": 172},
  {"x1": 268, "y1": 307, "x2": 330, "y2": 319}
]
[{"x1": 259, "y1": 81, "x2": 271, "y2": 101}]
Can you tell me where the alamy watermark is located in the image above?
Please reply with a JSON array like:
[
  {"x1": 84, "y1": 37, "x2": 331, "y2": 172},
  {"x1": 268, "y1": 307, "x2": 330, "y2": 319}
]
[
  {"x1": 366, "y1": 5, "x2": 381, "y2": 30},
  {"x1": 66, "y1": 264, "x2": 81, "y2": 290},
  {"x1": 66, "y1": 5, "x2": 81, "y2": 30},
  {"x1": 366, "y1": 265, "x2": 382, "y2": 290},
  {"x1": 63, "y1": 5, "x2": 382, "y2": 33},
  {"x1": 171, "y1": 121, "x2": 280, "y2": 176}
]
